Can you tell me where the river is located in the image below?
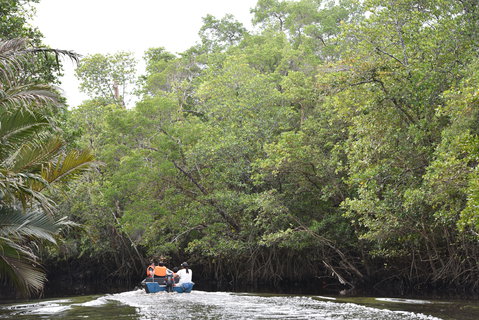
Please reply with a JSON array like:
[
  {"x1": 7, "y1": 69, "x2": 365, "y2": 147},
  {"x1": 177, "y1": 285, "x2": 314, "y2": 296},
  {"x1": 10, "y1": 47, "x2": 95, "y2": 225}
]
[{"x1": 0, "y1": 290, "x2": 478, "y2": 320}]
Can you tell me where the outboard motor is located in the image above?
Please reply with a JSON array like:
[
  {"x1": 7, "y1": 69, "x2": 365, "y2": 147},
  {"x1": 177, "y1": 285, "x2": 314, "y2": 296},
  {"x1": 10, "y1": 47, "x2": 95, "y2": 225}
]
[{"x1": 165, "y1": 274, "x2": 174, "y2": 292}]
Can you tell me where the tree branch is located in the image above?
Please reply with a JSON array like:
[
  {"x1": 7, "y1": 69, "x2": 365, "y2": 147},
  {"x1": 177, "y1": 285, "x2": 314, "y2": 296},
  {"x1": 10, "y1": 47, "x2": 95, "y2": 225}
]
[{"x1": 172, "y1": 160, "x2": 241, "y2": 232}]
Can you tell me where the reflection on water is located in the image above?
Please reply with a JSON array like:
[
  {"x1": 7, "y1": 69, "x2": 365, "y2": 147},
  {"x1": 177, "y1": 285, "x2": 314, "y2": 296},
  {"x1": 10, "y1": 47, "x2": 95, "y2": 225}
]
[{"x1": 0, "y1": 289, "x2": 476, "y2": 320}]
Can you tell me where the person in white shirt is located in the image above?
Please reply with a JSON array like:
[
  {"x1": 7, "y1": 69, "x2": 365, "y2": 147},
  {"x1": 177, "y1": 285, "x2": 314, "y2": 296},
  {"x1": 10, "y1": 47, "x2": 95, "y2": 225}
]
[{"x1": 176, "y1": 262, "x2": 193, "y2": 291}]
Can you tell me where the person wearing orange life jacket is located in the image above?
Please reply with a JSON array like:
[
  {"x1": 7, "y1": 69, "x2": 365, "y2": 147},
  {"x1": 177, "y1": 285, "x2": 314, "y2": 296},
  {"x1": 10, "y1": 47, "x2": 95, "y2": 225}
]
[
  {"x1": 146, "y1": 261, "x2": 155, "y2": 278},
  {"x1": 154, "y1": 261, "x2": 172, "y2": 277},
  {"x1": 155, "y1": 261, "x2": 175, "y2": 292}
]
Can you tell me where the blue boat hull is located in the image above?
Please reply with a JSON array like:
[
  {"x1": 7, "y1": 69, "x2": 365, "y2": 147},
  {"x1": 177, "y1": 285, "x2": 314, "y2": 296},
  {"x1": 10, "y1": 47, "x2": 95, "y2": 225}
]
[{"x1": 143, "y1": 281, "x2": 194, "y2": 293}]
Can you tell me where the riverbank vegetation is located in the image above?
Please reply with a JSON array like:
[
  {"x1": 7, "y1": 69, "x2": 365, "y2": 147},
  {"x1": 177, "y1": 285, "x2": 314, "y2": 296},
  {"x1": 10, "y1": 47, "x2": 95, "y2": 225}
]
[
  {"x1": 2, "y1": 0, "x2": 479, "y2": 297},
  {"x1": 0, "y1": 39, "x2": 95, "y2": 296},
  {"x1": 0, "y1": 1, "x2": 96, "y2": 297}
]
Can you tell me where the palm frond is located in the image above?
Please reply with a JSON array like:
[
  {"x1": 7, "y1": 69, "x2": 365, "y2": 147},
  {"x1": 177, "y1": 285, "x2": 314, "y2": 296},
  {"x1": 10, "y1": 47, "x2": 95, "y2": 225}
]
[
  {"x1": 28, "y1": 47, "x2": 79, "y2": 65},
  {"x1": 6, "y1": 135, "x2": 64, "y2": 172},
  {"x1": 0, "y1": 206, "x2": 70, "y2": 242},
  {"x1": 0, "y1": 38, "x2": 85, "y2": 297},
  {"x1": 40, "y1": 148, "x2": 97, "y2": 186},
  {"x1": 0, "y1": 172, "x2": 53, "y2": 211},
  {"x1": 0, "y1": 205, "x2": 73, "y2": 296},
  {"x1": 0, "y1": 39, "x2": 27, "y2": 78},
  {"x1": 0, "y1": 38, "x2": 79, "y2": 73},
  {"x1": 0, "y1": 84, "x2": 62, "y2": 110},
  {"x1": 0, "y1": 138, "x2": 94, "y2": 210},
  {"x1": 0, "y1": 237, "x2": 46, "y2": 296},
  {"x1": 0, "y1": 38, "x2": 28, "y2": 57},
  {"x1": 0, "y1": 38, "x2": 78, "y2": 113},
  {"x1": 0, "y1": 109, "x2": 50, "y2": 159}
]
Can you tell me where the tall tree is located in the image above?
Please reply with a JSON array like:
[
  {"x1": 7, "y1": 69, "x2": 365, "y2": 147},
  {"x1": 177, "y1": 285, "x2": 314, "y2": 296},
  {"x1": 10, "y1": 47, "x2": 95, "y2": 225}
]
[
  {"x1": 48, "y1": 0, "x2": 479, "y2": 294},
  {"x1": 199, "y1": 14, "x2": 248, "y2": 52},
  {"x1": 75, "y1": 52, "x2": 137, "y2": 107}
]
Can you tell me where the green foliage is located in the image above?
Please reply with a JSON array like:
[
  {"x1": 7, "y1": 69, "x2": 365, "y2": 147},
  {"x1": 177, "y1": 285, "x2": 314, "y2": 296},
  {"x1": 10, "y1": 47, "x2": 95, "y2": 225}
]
[
  {"x1": 425, "y1": 59, "x2": 479, "y2": 234},
  {"x1": 0, "y1": 4, "x2": 93, "y2": 296},
  {"x1": 0, "y1": 2, "x2": 74, "y2": 84},
  {"x1": 0, "y1": 0, "x2": 41, "y2": 41},
  {"x1": 0, "y1": 205, "x2": 72, "y2": 296},
  {"x1": 75, "y1": 52, "x2": 137, "y2": 106},
  {"x1": 199, "y1": 14, "x2": 248, "y2": 52},
  {"x1": 0, "y1": 38, "x2": 95, "y2": 296},
  {"x1": 53, "y1": 0, "x2": 479, "y2": 291}
]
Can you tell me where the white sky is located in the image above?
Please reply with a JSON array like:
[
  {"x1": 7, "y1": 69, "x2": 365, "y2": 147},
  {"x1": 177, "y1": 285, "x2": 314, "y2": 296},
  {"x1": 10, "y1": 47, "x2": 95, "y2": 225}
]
[{"x1": 32, "y1": 0, "x2": 259, "y2": 107}]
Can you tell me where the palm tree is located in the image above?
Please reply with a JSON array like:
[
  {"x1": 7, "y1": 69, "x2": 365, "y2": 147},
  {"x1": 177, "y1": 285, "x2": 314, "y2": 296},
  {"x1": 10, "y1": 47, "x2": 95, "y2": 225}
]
[
  {"x1": 0, "y1": 205, "x2": 73, "y2": 296},
  {"x1": 0, "y1": 38, "x2": 78, "y2": 111},
  {"x1": 0, "y1": 38, "x2": 95, "y2": 296},
  {"x1": 0, "y1": 107, "x2": 95, "y2": 211}
]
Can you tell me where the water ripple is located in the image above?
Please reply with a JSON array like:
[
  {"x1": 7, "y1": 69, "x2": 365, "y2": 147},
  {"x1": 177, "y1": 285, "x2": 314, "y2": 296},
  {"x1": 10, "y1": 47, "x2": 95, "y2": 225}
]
[{"x1": 105, "y1": 290, "x2": 442, "y2": 320}]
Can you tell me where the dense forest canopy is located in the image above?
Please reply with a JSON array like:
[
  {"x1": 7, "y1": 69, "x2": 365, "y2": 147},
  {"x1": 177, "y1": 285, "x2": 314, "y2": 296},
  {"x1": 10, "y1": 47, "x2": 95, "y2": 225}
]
[{"x1": 1, "y1": 0, "x2": 479, "y2": 297}]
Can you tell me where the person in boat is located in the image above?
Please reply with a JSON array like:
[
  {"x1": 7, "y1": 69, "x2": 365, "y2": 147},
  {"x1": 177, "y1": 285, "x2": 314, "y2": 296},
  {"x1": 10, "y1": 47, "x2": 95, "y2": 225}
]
[
  {"x1": 176, "y1": 262, "x2": 193, "y2": 291},
  {"x1": 155, "y1": 261, "x2": 177, "y2": 292},
  {"x1": 154, "y1": 261, "x2": 169, "y2": 277},
  {"x1": 146, "y1": 261, "x2": 155, "y2": 279},
  {"x1": 172, "y1": 267, "x2": 180, "y2": 284}
]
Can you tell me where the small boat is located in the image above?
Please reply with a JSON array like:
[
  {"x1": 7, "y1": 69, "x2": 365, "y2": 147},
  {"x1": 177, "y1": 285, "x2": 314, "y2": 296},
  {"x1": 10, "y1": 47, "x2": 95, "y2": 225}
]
[{"x1": 141, "y1": 277, "x2": 194, "y2": 293}]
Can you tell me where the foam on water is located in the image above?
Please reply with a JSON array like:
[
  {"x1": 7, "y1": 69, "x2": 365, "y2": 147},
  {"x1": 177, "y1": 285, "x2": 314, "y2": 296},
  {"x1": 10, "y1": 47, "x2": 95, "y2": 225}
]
[
  {"x1": 28, "y1": 304, "x2": 71, "y2": 314},
  {"x1": 75, "y1": 296, "x2": 109, "y2": 307},
  {"x1": 105, "y1": 290, "x2": 443, "y2": 320},
  {"x1": 0, "y1": 290, "x2": 451, "y2": 319},
  {"x1": 1, "y1": 299, "x2": 72, "y2": 316},
  {"x1": 376, "y1": 298, "x2": 434, "y2": 304},
  {"x1": 316, "y1": 295, "x2": 337, "y2": 300}
]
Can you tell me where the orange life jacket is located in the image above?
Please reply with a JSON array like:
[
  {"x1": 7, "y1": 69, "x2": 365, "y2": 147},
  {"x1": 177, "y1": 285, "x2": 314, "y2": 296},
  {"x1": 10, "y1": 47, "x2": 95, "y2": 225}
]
[
  {"x1": 154, "y1": 266, "x2": 167, "y2": 277},
  {"x1": 146, "y1": 264, "x2": 155, "y2": 277}
]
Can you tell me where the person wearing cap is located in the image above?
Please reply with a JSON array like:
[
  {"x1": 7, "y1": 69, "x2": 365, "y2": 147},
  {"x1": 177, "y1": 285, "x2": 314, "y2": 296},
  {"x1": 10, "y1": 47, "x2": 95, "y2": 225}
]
[{"x1": 177, "y1": 262, "x2": 193, "y2": 287}]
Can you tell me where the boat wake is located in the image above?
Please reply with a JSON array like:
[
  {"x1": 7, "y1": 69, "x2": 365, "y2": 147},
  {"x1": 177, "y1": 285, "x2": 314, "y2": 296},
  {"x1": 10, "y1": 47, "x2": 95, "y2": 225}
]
[
  {"x1": 105, "y1": 289, "x2": 441, "y2": 320},
  {"x1": 0, "y1": 290, "x2": 444, "y2": 319}
]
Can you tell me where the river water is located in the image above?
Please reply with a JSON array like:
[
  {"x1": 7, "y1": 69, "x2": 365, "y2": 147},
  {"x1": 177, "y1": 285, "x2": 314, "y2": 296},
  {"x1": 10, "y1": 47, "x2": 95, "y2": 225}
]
[{"x1": 0, "y1": 289, "x2": 478, "y2": 320}]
